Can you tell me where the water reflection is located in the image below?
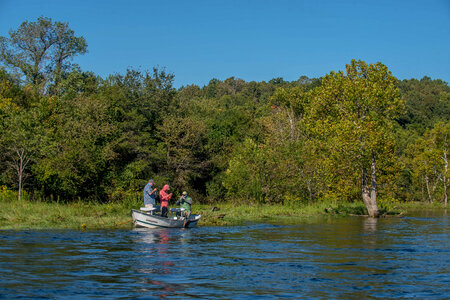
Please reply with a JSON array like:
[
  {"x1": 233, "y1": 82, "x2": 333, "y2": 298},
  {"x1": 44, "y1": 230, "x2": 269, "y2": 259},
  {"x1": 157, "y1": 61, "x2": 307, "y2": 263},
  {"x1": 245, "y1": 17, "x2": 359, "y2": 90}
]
[
  {"x1": 133, "y1": 229, "x2": 181, "y2": 298},
  {"x1": 0, "y1": 211, "x2": 448, "y2": 299},
  {"x1": 361, "y1": 217, "x2": 378, "y2": 247},
  {"x1": 362, "y1": 217, "x2": 378, "y2": 234},
  {"x1": 134, "y1": 229, "x2": 175, "y2": 273}
]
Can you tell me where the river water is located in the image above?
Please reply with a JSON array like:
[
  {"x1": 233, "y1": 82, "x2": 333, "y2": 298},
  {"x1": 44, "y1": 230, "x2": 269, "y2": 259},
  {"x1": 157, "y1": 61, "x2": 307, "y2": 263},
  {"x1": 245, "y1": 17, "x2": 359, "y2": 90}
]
[{"x1": 0, "y1": 210, "x2": 449, "y2": 299}]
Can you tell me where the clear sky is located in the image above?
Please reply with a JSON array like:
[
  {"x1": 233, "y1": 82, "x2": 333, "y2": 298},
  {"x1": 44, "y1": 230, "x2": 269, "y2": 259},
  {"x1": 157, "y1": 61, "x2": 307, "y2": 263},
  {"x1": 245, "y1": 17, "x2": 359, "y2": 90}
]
[{"x1": 0, "y1": 0, "x2": 449, "y2": 87}]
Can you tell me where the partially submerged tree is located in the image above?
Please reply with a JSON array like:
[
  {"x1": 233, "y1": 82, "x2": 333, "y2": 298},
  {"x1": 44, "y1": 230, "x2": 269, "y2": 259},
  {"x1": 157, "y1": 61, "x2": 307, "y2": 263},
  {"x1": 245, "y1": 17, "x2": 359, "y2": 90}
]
[{"x1": 307, "y1": 60, "x2": 404, "y2": 217}]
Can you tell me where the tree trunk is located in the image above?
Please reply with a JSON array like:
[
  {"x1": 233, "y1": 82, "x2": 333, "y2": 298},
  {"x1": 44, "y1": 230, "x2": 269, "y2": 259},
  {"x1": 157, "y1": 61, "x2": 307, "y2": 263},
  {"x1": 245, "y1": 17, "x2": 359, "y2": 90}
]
[
  {"x1": 361, "y1": 167, "x2": 372, "y2": 215},
  {"x1": 444, "y1": 174, "x2": 448, "y2": 207},
  {"x1": 425, "y1": 175, "x2": 433, "y2": 203},
  {"x1": 443, "y1": 148, "x2": 448, "y2": 206},
  {"x1": 361, "y1": 153, "x2": 379, "y2": 218},
  {"x1": 18, "y1": 162, "x2": 22, "y2": 202},
  {"x1": 421, "y1": 175, "x2": 425, "y2": 202},
  {"x1": 9, "y1": 148, "x2": 31, "y2": 202},
  {"x1": 286, "y1": 108, "x2": 297, "y2": 141},
  {"x1": 370, "y1": 152, "x2": 378, "y2": 216},
  {"x1": 17, "y1": 149, "x2": 25, "y2": 202},
  {"x1": 307, "y1": 180, "x2": 313, "y2": 204},
  {"x1": 361, "y1": 177, "x2": 378, "y2": 217}
]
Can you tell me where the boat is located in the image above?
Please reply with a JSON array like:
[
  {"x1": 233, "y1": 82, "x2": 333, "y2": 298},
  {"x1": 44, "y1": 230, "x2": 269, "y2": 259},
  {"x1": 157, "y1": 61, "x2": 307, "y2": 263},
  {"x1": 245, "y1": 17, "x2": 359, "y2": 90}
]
[{"x1": 131, "y1": 206, "x2": 201, "y2": 228}]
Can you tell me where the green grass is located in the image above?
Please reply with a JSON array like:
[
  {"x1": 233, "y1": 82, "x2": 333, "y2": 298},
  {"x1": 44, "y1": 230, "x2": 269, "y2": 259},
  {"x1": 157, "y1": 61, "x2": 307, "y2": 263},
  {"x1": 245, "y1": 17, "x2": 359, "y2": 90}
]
[
  {"x1": 0, "y1": 195, "x2": 445, "y2": 230},
  {"x1": 187, "y1": 199, "x2": 412, "y2": 226},
  {"x1": 0, "y1": 198, "x2": 140, "y2": 230}
]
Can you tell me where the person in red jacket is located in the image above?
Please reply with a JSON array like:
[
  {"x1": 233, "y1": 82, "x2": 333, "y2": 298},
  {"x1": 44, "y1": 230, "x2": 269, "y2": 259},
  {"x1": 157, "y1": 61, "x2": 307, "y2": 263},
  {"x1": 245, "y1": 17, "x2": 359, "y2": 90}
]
[{"x1": 159, "y1": 184, "x2": 172, "y2": 218}]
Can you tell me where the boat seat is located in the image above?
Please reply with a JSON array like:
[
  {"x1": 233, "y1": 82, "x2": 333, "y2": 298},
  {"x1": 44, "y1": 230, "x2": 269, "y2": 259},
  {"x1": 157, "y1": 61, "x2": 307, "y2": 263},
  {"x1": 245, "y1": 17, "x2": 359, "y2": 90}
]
[{"x1": 140, "y1": 207, "x2": 158, "y2": 212}]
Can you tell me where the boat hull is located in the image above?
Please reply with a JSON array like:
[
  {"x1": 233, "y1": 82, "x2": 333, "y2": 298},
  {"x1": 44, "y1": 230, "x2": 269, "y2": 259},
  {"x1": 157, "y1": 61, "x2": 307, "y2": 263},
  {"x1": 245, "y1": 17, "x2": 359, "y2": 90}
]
[{"x1": 131, "y1": 209, "x2": 201, "y2": 228}]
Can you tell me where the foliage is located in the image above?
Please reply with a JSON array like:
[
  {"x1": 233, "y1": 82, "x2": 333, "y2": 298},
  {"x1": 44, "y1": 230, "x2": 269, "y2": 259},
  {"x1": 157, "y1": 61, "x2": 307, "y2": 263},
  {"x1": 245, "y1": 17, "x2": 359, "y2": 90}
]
[
  {"x1": 0, "y1": 16, "x2": 87, "y2": 94},
  {"x1": 0, "y1": 185, "x2": 16, "y2": 202},
  {"x1": 1, "y1": 17, "x2": 449, "y2": 211},
  {"x1": 406, "y1": 122, "x2": 449, "y2": 204},
  {"x1": 397, "y1": 77, "x2": 450, "y2": 133},
  {"x1": 302, "y1": 60, "x2": 403, "y2": 216}
]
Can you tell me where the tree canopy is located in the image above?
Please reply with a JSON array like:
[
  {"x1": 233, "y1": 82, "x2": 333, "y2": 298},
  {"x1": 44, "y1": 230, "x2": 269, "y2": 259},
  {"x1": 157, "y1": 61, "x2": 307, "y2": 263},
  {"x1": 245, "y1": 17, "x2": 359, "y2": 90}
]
[
  {"x1": 1, "y1": 17, "x2": 449, "y2": 213},
  {"x1": 0, "y1": 16, "x2": 87, "y2": 94}
]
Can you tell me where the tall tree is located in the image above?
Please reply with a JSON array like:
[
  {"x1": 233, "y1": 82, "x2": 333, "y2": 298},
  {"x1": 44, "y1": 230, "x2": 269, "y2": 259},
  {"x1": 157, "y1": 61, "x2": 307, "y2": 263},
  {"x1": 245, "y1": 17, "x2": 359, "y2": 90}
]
[
  {"x1": 0, "y1": 16, "x2": 87, "y2": 93},
  {"x1": 307, "y1": 60, "x2": 403, "y2": 217}
]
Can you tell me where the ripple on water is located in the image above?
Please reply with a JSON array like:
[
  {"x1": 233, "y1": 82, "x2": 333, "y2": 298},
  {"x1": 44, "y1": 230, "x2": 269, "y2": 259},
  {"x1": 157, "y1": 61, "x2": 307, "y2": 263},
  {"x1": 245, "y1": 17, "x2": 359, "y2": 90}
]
[{"x1": 0, "y1": 213, "x2": 449, "y2": 298}]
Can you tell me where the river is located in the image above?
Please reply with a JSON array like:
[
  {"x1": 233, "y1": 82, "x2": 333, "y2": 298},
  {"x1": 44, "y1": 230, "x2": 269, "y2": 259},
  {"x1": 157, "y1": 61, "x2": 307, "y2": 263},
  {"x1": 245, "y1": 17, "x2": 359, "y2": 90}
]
[{"x1": 0, "y1": 210, "x2": 448, "y2": 299}]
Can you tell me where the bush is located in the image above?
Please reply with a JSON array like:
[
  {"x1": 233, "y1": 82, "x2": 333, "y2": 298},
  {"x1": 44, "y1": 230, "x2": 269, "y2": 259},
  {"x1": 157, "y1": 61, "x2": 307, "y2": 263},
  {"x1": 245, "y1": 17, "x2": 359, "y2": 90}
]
[{"x1": 0, "y1": 186, "x2": 17, "y2": 202}]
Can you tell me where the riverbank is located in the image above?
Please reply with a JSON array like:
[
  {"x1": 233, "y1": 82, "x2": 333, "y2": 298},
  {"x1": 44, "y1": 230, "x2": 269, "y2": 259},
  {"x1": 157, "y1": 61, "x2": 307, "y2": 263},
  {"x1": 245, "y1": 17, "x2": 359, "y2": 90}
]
[{"x1": 0, "y1": 197, "x2": 445, "y2": 230}]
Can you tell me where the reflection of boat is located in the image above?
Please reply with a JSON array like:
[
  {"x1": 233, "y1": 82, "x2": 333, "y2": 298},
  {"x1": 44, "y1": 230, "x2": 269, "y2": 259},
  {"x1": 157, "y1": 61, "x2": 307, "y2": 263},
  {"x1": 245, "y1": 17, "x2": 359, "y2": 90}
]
[{"x1": 131, "y1": 207, "x2": 201, "y2": 228}]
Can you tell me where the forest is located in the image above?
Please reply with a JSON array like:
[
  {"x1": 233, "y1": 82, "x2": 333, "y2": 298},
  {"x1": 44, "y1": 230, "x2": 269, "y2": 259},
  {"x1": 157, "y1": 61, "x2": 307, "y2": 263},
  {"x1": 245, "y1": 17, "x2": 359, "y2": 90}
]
[{"x1": 1, "y1": 17, "x2": 449, "y2": 216}]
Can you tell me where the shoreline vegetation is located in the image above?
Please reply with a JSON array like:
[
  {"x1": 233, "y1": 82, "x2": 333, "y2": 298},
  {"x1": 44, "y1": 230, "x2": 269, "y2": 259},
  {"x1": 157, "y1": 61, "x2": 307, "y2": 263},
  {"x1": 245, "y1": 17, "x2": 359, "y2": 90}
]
[
  {"x1": 0, "y1": 195, "x2": 445, "y2": 230},
  {"x1": 1, "y1": 17, "x2": 449, "y2": 224}
]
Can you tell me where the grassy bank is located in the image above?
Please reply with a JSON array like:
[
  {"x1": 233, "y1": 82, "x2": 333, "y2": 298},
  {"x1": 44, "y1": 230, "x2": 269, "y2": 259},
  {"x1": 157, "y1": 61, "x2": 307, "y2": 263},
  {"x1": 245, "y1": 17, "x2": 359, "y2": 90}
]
[
  {"x1": 0, "y1": 199, "x2": 136, "y2": 230},
  {"x1": 0, "y1": 195, "x2": 445, "y2": 230}
]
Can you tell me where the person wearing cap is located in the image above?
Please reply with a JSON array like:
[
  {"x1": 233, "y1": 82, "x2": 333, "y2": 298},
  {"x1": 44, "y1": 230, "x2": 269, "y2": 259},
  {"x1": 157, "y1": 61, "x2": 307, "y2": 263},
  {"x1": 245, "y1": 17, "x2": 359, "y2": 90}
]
[
  {"x1": 176, "y1": 191, "x2": 192, "y2": 218},
  {"x1": 143, "y1": 179, "x2": 158, "y2": 208}
]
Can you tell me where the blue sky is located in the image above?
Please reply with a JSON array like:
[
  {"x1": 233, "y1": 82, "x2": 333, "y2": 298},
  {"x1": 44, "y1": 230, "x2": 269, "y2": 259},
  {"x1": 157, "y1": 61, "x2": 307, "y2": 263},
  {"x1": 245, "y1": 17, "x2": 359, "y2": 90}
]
[{"x1": 0, "y1": 0, "x2": 449, "y2": 87}]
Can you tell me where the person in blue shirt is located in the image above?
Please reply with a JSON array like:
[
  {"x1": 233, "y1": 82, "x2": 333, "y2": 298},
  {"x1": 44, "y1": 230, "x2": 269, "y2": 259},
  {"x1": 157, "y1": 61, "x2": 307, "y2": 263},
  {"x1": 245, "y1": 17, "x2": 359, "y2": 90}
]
[{"x1": 143, "y1": 179, "x2": 158, "y2": 208}]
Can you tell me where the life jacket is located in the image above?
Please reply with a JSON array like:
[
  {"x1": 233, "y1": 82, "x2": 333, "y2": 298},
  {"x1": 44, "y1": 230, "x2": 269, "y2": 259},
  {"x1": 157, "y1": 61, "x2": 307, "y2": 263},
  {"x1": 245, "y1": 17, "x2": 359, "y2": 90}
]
[{"x1": 181, "y1": 197, "x2": 192, "y2": 211}]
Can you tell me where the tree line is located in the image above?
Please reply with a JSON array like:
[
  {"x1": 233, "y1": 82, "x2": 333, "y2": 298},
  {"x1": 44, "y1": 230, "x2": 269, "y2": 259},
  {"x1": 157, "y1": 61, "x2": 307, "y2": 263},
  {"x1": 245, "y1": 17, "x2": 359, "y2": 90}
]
[{"x1": 1, "y1": 17, "x2": 449, "y2": 215}]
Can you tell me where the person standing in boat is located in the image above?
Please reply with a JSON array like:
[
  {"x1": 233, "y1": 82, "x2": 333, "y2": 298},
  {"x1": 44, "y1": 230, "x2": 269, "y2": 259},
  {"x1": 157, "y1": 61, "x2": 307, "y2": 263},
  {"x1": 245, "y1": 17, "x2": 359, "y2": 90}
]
[
  {"x1": 176, "y1": 191, "x2": 192, "y2": 218},
  {"x1": 143, "y1": 179, "x2": 158, "y2": 209},
  {"x1": 159, "y1": 184, "x2": 172, "y2": 218}
]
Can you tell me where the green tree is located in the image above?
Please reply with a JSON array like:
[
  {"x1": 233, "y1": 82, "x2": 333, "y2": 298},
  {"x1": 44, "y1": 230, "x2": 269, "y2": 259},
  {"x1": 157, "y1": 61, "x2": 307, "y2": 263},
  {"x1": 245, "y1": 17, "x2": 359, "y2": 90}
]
[
  {"x1": 158, "y1": 116, "x2": 209, "y2": 193},
  {"x1": 223, "y1": 138, "x2": 267, "y2": 203},
  {"x1": 306, "y1": 60, "x2": 403, "y2": 217},
  {"x1": 3, "y1": 110, "x2": 40, "y2": 201},
  {"x1": 0, "y1": 88, "x2": 41, "y2": 201},
  {"x1": 268, "y1": 86, "x2": 324, "y2": 204},
  {"x1": 397, "y1": 77, "x2": 450, "y2": 133},
  {"x1": 34, "y1": 94, "x2": 114, "y2": 200},
  {"x1": 408, "y1": 122, "x2": 449, "y2": 205},
  {"x1": 102, "y1": 68, "x2": 176, "y2": 192},
  {"x1": 0, "y1": 16, "x2": 87, "y2": 93}
]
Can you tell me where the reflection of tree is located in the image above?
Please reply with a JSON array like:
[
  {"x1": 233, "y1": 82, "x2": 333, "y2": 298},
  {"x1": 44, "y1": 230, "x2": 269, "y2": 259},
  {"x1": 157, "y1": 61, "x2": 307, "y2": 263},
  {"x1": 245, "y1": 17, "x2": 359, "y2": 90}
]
[
  {"x1": 362, "y1": 217, "x2": 378, "y2": 234},
  {"x1": 361, "y1": 217, "x2": 378, "y2": 247}
]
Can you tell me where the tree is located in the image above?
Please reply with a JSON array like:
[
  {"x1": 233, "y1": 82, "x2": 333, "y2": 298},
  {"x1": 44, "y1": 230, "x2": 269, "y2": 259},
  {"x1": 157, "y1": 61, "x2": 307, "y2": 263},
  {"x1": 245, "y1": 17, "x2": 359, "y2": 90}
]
[
  {"x1": 7, "y1": 146, "x2": 32, "y2": 202},
  {"x1": 158, "y1": 116, "x2": 209, "y2": 193},
  {"x1": 1, "y1": 107, "x2": 39, "y2": 201},
  {"x1": 99, "y1": 68, "x2": 176, "y2": 196},
  {"x1": 268, "y1": 86, "x2": 325, "y2": 204},
  {"x1": 0, "y1": 16, "x2": 87, "y2": 93},
  {"x1": 0, "y1": 70, "x2": 36, "y2": 200},
  {"x1": 397, "y1": 77, "x2": 450, "y2": 132},
  {"x1": 306, "y1": 60, "x2": 403, "y2": 217},
  {"x1": 34, "y1": 94, "x2": 114, "y2": 200},
  {"x1": 223, "y1": 138, "x2": 267, "y2": 203},
  {"x1": 408, "y1": 122, "x2": 449, "y2": 205}
]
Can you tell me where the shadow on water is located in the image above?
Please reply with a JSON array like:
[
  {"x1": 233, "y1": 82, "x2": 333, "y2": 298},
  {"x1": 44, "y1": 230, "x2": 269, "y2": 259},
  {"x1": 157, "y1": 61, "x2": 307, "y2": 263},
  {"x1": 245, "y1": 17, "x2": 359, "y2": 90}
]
[{"x1": 0, "y1": 210, "x2": 448, "y2": 299}]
